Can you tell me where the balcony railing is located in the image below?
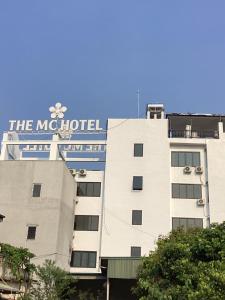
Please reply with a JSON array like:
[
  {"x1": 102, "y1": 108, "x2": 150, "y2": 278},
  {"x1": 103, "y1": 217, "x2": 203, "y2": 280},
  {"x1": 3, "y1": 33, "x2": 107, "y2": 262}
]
[{"x1": 169, "y1": 130, "x2": 219, "y2": 139}]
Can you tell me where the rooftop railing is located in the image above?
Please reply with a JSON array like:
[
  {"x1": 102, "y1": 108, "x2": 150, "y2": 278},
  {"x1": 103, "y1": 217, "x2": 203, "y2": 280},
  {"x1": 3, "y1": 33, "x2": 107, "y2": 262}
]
[{"x1": 169, "y1": 130, "x2": 219, "y2": 139}]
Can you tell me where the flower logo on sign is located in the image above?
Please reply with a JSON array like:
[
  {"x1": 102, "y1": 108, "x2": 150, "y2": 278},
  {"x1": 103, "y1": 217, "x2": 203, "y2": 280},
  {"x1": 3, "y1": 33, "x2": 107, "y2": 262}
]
[{"x1": 49, "y1": 102, "x2": 67, "y2": 119}]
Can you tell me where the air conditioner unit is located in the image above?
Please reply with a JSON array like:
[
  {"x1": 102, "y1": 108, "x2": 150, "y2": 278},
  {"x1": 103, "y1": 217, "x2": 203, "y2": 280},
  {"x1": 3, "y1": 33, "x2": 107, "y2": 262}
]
[
  {"x1": 214, "y1": 131, "x2": 219, "y2": 138},
  {"x1": 191, "y1": 131, "x2": 199, "y2": 138},
  {"x1": 197, "y1": 199, "x2": 205, "y2": 206},
  {"x1": 183, "y1": 166, "x2": 191, "y2": 174},
  {"x1": 69, "y1": 169, "x2": 77, "y2": 177},
  {"x1": 195, "y1": 166, "x2": 203, "y2": 174},
  {"x1": 79, "y1": 169, "x2": 87, "y2": 176}
]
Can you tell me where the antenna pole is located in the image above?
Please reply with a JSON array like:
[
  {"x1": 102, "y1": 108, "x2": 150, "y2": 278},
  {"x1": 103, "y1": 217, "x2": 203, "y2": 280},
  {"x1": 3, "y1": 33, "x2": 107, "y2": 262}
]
[{"x1": 137, "y1": 89, "x2": 140, "y2": 118}]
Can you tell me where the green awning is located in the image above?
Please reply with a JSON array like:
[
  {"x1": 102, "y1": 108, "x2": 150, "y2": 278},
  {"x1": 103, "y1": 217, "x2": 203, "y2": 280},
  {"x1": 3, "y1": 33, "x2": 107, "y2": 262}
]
[{"x1": 107, "y1": 258, "x2": 141, "y2": 279}]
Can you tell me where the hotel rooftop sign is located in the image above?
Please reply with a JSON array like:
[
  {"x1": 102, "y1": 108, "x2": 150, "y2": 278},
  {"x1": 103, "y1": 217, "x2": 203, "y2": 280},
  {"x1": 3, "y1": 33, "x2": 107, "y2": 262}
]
[
  {"x1": 8, "y1": 119, "x2": 103, "y2": 132},
  {"x1": 2, "y1": 103, "x2": 106, "y2": 162},
  {"x1": 8, "y1": 102, "x2": 104, "y2": 132}
]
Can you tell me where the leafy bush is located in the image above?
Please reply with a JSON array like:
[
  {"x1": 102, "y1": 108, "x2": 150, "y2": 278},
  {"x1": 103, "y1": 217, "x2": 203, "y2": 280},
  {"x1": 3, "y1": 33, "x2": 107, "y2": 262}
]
[
  {"x1": 30, "y1": 260, "x2": 76, "y2": 300},
  {"x1": 133, "y1": 222, "x2": 225, "y2": 300}
]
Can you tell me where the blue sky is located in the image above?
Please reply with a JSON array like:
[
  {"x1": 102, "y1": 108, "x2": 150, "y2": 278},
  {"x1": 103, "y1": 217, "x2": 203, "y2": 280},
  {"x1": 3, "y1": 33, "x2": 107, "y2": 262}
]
[{"x1": 0, "y1": 0, "x2": 225, "y2": 131}]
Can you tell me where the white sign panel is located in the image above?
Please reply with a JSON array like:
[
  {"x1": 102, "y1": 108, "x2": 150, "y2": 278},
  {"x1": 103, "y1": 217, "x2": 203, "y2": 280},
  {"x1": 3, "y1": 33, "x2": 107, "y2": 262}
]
[
  {"x1": 9, "y1": 119, "x2": 103, "y2": 132},
  {"x1": 21, "y1": 144, "x2": 106, "y2": 153}
]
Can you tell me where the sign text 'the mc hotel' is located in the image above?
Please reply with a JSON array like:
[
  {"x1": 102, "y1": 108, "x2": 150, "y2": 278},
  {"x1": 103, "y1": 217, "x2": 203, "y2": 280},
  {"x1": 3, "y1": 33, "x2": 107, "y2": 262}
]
[{"x1": 8, "y1": 119, "x2": 103, "y2": 132}]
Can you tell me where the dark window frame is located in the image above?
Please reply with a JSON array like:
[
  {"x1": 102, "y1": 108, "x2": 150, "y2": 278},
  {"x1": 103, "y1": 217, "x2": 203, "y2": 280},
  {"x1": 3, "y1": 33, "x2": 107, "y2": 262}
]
[
  {"x1": 172, "y1": 217, "x2": 203, "y2": 231},
  {"x1": 70, "y1": 251, "x2": 97, "y2": 268},
  {"x1": 133, "y1": 176, "x2": 143, "y2": 190},
  {"x1": 77, "y1": 182, "x2": 101, "y2": 197},
  {"x1": 132, "y1": 210, "x2": 142, "y2": 225},
  {"x1": 131, "y1": 246, "x2": 141, "y2": 257},
  {"x1": 171, "y1": 151, "x2": 200, "y2": 167},
  {"x1": 134, "y1": 144, "x2": 143, "y2": 157},
  {"x1": 172, "y1": 183, "x2": 202, "y2": 199},
  {"x1": 32, "y1": 183, "x2": 42, "y2": 197},
  {"x1": 74, "y1": 215, "x2": 99, "y2": 231},
  {"x1": 27, "y1": 226, "x2": 37, "y2": 240}
]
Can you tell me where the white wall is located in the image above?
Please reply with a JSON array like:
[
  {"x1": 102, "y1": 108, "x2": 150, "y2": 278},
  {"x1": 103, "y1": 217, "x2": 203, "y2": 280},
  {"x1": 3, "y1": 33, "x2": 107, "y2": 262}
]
[
  {"x1": 101, "y1": 118, "x2": 171, "y2": 257},
  {"x1": 207, "y1": 136, "x2": 225, "y2": 223}
]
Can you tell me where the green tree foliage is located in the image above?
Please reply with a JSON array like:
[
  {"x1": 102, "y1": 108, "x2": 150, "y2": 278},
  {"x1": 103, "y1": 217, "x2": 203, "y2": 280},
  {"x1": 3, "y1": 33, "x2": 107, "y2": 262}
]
[
  {"x1": 133, "y1": 222, "x2": 225, "y2": 300},
  {"x1": 0, "y1": 243, "x2": 35, "y2": 291},
  {"x1": 0, "y1": 244, "x2": 100, "y2": 299},
  {"x1": 30, "y1": 260, "x2": 76, "y2": 300}
]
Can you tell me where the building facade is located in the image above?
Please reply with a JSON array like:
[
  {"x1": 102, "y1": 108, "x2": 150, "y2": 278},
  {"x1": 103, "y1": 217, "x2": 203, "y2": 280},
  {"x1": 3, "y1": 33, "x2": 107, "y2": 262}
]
[
  {"x1": 1, "y1": 103, "x2": 225, "y2": 299},
  {"x1": 0, "y1": 160, "x2": 76, "y2": 271}
]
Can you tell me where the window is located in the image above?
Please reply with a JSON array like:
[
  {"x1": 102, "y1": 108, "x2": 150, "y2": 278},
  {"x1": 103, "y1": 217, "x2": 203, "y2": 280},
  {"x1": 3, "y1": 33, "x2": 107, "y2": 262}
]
[
  {"x1": 74, "y1": 215, "x2": 99, "y2": 231},
  {"x1": 27, "y1": 226, "x2": 36, "y2": 240},
  {"x1": 32, "y1": 184, "x2": 41, "y2": 197},
  {"x1": 172, "y1": 183, "x2": 202, "y2": 199},
  {"x1": 77, "y1": 182, "x2": 101, "y2": 197},
  {"x1": 133, "y1": 176, "x2": 143, "y2": 190},
  {"x1": 134, "y1": 144, "x2": 143, "y2": 157},
  {"x1": 131, "y1": 246, "x2": 141, "y2": 257},
  {"x1": 70, "y1": 251, "x2": 97, "y2": 268},
  {"x1": 172, "y1": 218, "x2": 203, "y2": 231},
  {"x1": 132, "y1": 210, "x2": 142, "y2": 225},
  {"x1": 171, "y1": 152, "x2": 200, "y2": 167}
]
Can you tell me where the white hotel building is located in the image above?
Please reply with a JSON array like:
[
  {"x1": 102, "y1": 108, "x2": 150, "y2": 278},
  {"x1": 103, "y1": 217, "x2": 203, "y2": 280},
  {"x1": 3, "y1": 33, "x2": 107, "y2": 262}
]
[{"x1": 0, "y1": 103, "x2": 225, "y2": 299}]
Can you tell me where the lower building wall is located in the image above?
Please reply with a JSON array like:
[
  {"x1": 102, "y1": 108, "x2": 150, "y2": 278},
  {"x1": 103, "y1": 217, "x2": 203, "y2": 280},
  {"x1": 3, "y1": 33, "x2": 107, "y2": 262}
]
[
  {"x1": 69, "y1": 279, "x2": 137, "y2": 300},
  {"x1": 71, "y1": 279, "x2": 106, "y2": 300},
  {"x1": 109, "y1": 279, "x2": 137, "y2": 300}
]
